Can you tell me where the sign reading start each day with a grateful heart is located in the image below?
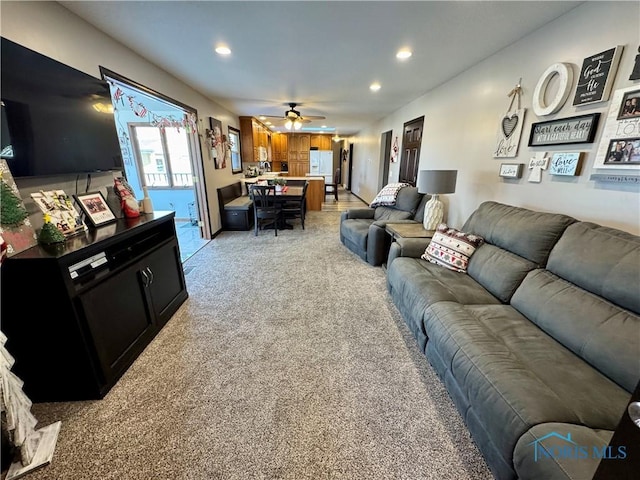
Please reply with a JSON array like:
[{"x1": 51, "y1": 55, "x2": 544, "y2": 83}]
[{"x1": 494, "y1": 80, "x2": 526, "y2": 158}]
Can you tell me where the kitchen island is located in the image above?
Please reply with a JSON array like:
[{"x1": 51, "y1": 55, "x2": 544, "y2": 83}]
[{"x1": 242, "y1": 175, "x2": 325, "y2": 211}]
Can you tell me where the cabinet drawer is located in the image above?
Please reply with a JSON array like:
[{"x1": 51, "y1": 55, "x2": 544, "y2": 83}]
[{"x1": 224, "y1": 209, "x2": 252, "y2": 230}]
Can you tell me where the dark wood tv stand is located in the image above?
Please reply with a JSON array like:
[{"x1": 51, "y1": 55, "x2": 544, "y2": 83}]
[{"x1": 1, "y1": 211, "x2": 188, "y2": 402}]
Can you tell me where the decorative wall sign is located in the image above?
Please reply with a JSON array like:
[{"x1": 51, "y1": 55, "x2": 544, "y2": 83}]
[
  {"x1": 573, "y1": 46, "x2": 623, "y2": 106},
  {"x1": 590, "y1": 174, "x2": 640, "y2": 183},
  {"x1": 499, "y1": 163, "x2": 524, "y2": 178},
  {"x1": 493, "y1": 79, "x2": 526, "y2": 158},
  {"x1": 593, "y1": 86, "x2": 640, "y2": 170},
  {"x1": 528, "y1": 113, "x2": 600, "y2": 146},
  {"x1": 549, "y1": 152, "x2": 582, "y2": 176},
  {"x1": 532, "y1": 63, "x2": 574, "y2": 116},
  {"x1": 528, "y1": 152, "x2": 549, "y2": 183},
  {"x1": 630, "y1": 46, "x2": 640, "y2": 81}
]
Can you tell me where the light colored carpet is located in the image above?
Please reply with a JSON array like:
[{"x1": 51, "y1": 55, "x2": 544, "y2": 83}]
[{"x1": 29, "y1": 210, "x2": 493, "y2": 480}]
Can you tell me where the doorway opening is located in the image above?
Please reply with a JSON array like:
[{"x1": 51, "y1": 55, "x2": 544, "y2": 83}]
[
  {"x1": 378, "y1": 130, "x2": 392, "y2": 191},
  {"x1": 100, "y1": 68, "x2": 210, "y2": 262}
]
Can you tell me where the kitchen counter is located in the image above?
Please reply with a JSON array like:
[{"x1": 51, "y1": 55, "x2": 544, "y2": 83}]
[{"x1": 241, "y1": 176, "x2": 325, "y2": 211}]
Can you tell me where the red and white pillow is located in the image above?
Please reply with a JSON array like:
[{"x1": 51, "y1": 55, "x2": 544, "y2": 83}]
[{"x1": 422, "y1": 224, "x2": 484, "y2": 273}]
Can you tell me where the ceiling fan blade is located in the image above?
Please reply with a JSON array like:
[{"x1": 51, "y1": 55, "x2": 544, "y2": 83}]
[{"x1": 302, "y1": 115, "x2": 326, "y2": 120}]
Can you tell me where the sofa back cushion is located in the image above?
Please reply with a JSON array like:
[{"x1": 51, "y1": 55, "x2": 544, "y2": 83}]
[
  {"x1": 462, "y1": 201, "x2": 576, "y2": 302},
  {"x1": 511, "y1": 222, "x2": 640, "y2": 393},
  {"x1": 373, "y1": 186, "x2": 422, "y2": 221}
]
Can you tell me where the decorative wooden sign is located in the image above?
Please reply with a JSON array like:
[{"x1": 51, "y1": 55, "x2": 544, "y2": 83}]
[
  {"x1": 532, "y1": 63, "x2": 574, "y2": 116},
  {"x1": 528, "y1": 152, "x2": 549, "y2": 183},
  {"x1": 573, "y1": 46, "x2": 624, "y2": 106},
  {"x1": 590, "y1": 174, "x2": 640, "y2": 184},
  {"x1": 499, "y1": 163, "x2": 524, "y2": 178},
  {"x1": 528, "y1": 113, "x2": 600, "y2": 146},
  {"x1": 549, "y1": 152, "x2": 582, "y2": 176},
  {"x1": 494, "y1": 80, "x2": 526, "y2": 158},
  {"x1": 630, "y1": 46, "x2": 640, "y2": 81}
]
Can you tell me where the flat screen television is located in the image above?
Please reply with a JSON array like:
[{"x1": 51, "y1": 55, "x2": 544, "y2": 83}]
[{"x1": 1, "y1": 37, "x2": 123, "y2": 178}]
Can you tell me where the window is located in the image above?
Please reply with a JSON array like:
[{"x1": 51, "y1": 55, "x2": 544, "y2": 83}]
[
  {"x1": 228, "y1": 126, "x2": 242, "y2": 174},
  {"x1": 130, "y1": 124, "x2": 193, "y2": 188}
]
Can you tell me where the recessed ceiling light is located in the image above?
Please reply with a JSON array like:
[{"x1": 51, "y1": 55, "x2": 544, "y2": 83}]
[
  {"x1": 396, "y1": 49, "x2": 412, "y2": 60},
  {"x1": 370, "y1": 82, "x2": 381, "y2": 92},
  {"x1": 259, "y1": 116, "x2": 266, "y2": 120},
  {"x1": 215, "y1": 45, "x2": 231, "y2": 55},
  {"x1": 321, "y1": 125, "x2": 327, "y2": 128}
]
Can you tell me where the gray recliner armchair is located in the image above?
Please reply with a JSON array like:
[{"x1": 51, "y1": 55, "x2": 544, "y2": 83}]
[{"x1": 340, "y1": 186, "x2": 427, "y2": 266}]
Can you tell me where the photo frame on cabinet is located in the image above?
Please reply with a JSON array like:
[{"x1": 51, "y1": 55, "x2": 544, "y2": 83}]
[{"x1": 74, "y1": 191, "x2": 117, "y2": 227}]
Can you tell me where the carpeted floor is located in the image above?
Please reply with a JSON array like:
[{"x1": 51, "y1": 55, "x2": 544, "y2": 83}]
[{"x1": 28, "y1": 210, "x2": 493, "y2": 480}]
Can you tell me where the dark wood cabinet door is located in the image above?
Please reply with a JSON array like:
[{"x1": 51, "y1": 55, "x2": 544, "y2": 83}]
[
  {"x1": 144, "y1": 240, "x2": 186, "y2": 327},
  {"x1": 78, "y1": 264, "x2": 155, "y2": 383},
  {"x1": 399, "y1": 116, "x2": 424, "y2": 186}
]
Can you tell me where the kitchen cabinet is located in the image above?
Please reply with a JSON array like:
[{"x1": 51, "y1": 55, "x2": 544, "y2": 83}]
[
  {"x1": 271, "y1": 133, "x2": 288, "y2": 171},
  {"x1": 311, "y1": 134, "x2": 332, "y2": 150},
  {"x1": 239, "y1": 116, "x2": 271, "y2": 163},
  {"x1": 0, "y1": 211, "x2": 188, "y2": 401},
  {"x1": 287, "y1": 133, "x2": 311, "y2": 176}
]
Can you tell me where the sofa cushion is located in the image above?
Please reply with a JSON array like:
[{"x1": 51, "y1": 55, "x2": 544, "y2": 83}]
[
  {"x1": 224, "y1": 196, "x2": 252, "y2": 210},
  {"x1": 423, "y1": 302, "x2": 631, "y2": 476},
  {"x1": 463, "y1": 201, "x2": 576, "y2": 265},
  {"x1": 340, "y1": 218, "x2": 373, "y2": 252},
  {"x1": 546, "y1": 222, "x2": 640, "y2": 315},
  {"x1": 511, "y1": 268, "x2": 640, "y2": 394},
  {"x1": 369, "y1": 182, "x2": 410, "y2": 207},
  {"x1": 386, "y1": 257, "x2": 500, "y2": 349},
  {"x1": 422, "y1": 223, "x2": 484, "y2": 273},
  {"x1": 372, "y1": 186, "x2": 422, "y2": 219},
  {"x1": 514, "y1": 423, "x2": 614, "y2": 480}
]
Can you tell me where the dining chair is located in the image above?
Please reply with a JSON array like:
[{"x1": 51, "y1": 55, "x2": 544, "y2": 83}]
[
  {"x1": 249, "y1": 184, "x2": 281, "y2": 236},
  {"x1": 325, "y1": 168, "x2": 340, "y2": 201},
  {"x1": 282, "y1": 181, "x2": 308, "y2": 229}
]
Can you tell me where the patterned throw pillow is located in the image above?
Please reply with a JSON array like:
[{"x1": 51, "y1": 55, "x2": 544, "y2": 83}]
[{"x1": 421, "y1": 224, "x2": 484, "y2": 273}]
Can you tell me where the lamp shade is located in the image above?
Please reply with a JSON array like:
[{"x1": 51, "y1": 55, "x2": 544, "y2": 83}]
[{"x1": 417, "y1": 170, "x2": 457, "y2": 194}]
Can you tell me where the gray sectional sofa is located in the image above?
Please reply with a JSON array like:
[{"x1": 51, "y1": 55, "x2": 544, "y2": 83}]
[
  {"x1": 340, "y1": 186, "x2": 427, "y2": 266},
  {"x1": 386, "y1": 201, "x2": 640, "y2": 480}
]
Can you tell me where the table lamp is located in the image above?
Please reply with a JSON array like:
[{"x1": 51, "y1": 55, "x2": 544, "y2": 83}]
[{"x1": 417, "y1": 170, "x2": 458, "y2": 230}]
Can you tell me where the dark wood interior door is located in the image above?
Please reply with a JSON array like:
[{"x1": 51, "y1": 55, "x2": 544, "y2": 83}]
[{"x1": 398, "y1": 116, "x2": 424, "y2": 186}]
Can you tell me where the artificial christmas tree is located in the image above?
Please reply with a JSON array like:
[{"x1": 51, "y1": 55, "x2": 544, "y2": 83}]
[
  {"x1": 0, "y1": 331, "x2": 61, "y2": 479},
  {"x1": 0, "y1": 178, "x2": 28, "y2": 227},
  {"x1": 37, "y1": 215, "x2": 65, "y2": 245}
]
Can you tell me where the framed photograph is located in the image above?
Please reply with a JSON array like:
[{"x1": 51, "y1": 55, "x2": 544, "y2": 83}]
[
  {"x1": 499, "y1": 163, "x2": 524, "y2": 178},
  {"x1": 528, "y1": 113, "x2": 600, "y2": 147},
  {"x1": 604, "y1": 138, "x2": 640, "y2": 165},
  {"x1": 616, "y1": 89, "x2": 640, "y2": 120},
  {"x1": 74, "y1": 191, "x2": 117, "y2": 227}
]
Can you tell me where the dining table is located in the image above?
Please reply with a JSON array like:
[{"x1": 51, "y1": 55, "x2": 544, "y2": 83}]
[{"x1": 274, "y1": 186, "x2": 304, "y2": 229}]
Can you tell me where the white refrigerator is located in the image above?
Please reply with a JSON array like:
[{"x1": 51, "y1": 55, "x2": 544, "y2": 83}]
[{"x1": 309, "y1": 150, "x2": 334, "y2": 183}]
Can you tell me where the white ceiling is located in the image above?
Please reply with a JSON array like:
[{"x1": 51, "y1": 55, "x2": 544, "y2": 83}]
[{"x1": 60, "y1": 1, "x2": 583, "y2": 135}]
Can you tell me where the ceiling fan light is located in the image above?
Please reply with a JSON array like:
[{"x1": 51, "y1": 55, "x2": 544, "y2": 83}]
[
  {"x1": 294, "y1": 120, "x2": 302, "y2": 130},
  {"x1": 285, "y1": 120, "x2": 293, "y2": 130}
]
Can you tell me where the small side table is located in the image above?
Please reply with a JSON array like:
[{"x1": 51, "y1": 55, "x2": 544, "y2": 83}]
[{"x1": 386, "y1": 223, "x2": 435, "y2": 241}]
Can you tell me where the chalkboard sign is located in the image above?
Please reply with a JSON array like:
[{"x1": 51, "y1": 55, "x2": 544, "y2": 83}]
[{"x1": 573, "y1": 46, "x2": 623, "y2": 106}]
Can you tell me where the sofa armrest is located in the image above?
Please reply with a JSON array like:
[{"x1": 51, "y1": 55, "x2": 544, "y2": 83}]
[
  {"x1": 345, "y1": 208, "x2": 375, "y2": 219},
  {"x1": 366, "y1": 222, "x2": 393, "y2": 266},
  {"x1": 386, "y1": 237, "x2": 432, "y2": 267},
  {"x1": 372, "y1": 219, "x2": 419, "y2": 228}
]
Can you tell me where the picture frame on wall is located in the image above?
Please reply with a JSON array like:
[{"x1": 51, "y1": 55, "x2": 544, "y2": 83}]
[
  {"x1": 616, "y1": 89, "x2": 640, "y2": 120},
  {"x1": 604, "y1": 138, "x2": 640, "y2": 165},
  {"x1": 549, "y1": 152, "x2": 582, "y2": 176},
  {"x1": 528, "y1": 113, "x2": 600, "y2": 147},
  {"x1": 74, "y1": 191, "x2": 117, "y2": 227},
  {"x1": 499, "y1": 163, "x2": 524, "y2": 178},
  {"x1": 593, "y1": 85, "x2": 640, "y2": 170}
]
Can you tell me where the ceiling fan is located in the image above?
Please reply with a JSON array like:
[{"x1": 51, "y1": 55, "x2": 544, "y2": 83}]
[{"x1": 259, "y1": 103, "x2": 326, "y2": 130}]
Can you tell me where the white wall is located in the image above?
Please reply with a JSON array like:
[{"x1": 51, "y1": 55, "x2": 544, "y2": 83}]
[
  {"x1": 1, "y1": 1, "x2": 242, "y2": 233},
  {"x1": 350, "y1": 1, "x2": 640, "y2": 235}
]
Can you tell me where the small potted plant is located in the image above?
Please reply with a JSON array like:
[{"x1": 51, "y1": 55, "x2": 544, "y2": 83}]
[{"x1": 272, "y1": 177, "x2": 287, "y2": 192}]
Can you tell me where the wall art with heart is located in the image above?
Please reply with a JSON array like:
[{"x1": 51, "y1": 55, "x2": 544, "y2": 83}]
[{"x1": 493, "y1": 108, "x2": 526, "y2": 158}]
